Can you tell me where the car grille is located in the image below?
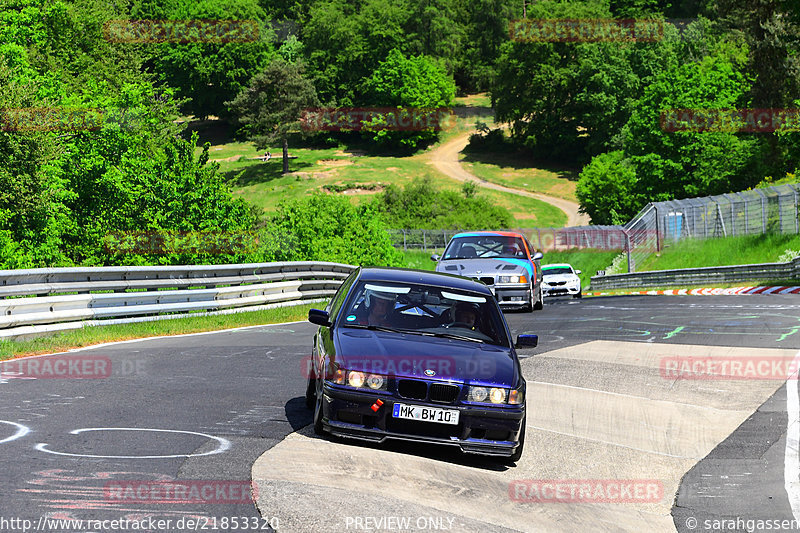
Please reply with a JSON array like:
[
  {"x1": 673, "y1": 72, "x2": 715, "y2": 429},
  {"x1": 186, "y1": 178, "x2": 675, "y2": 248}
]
[
  {"x1": 397, "y1": 379, "x2": 427, "y2": 400},
  {"x1": 473, "y1": 276, "x2": 494, "y2": 286},
  {"x1": 548, "y1": 281, "x2": 566, "y2": 286},
  {"x1": 429, "y1": 383, "x2": 459, "y2": 403}
]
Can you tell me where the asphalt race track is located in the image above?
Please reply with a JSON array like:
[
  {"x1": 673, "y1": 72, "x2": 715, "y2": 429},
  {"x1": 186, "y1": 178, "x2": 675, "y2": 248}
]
[{"x1": 1, "y1": 295, "x2": 799, "y2": 532}]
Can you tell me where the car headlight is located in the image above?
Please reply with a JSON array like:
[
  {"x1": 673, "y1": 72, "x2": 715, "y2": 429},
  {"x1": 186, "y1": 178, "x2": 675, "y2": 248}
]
[
  {"x1": 468, "y1": 386, "x2": 515, "y2": 404},
  {"x1": 489, "y1": 388, "x2": 507, "y2": 404},
  {"x1": 498, "y1": 275, "x2": 527, "y2": 284},
  {"x1": 335, "y1": 370, "x2": 387, "y2": 390},
  {"x1": 348, "y1": 371, "x2": 365, "y2": 388},
  {"x1": 468, "y1": 386, "x2": 488, "y2": 402},
  {"x1": 365, "y1": 374, "x2": 385, "y2": 390}
]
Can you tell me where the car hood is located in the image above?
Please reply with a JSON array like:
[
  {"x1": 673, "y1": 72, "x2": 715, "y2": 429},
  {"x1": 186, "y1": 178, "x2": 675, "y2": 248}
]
[
  {"x1": 543, "y1": 274, "x2": 579, "y2": 283},
  {"x1": 436, "y1": 258, "x2": 530, "y2": 278},
  {"x1": 335, "y1": 328, "x2": 515, "y2": 387}
]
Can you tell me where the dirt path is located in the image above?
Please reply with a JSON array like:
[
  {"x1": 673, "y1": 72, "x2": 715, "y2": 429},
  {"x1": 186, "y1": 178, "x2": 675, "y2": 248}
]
[{"x1": 426, "y1": 131, "x2": 590, "y2": 227}]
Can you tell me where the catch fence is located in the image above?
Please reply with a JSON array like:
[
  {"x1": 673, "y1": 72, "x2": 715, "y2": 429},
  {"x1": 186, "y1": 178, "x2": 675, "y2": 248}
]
[{"x1": 388, "y1": 184, "x2": 800, "y2": 273}]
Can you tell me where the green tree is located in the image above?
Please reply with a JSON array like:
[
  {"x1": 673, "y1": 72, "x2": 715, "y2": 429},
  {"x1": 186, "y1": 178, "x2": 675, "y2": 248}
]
[
  {"x1": 269, "y1": 194, "x2": 403, "y2": 266},
  {"x1": 373, "y1": 177, "x2": 513, "y2": 229},
  {"x1": 302, "y1": 0, "x2": 410, "y2": 105},
  {"x1": 134, "y1": 0, "x2": 275, "y2": 120},
  {"x1": 622, "y1": 42, "x2": 760, "y2": 200},
  {"x1": 494, "y1": 0, "x2": 639, "y2": 162},
  {"x1": 712, "y1": 0, "x2": 800, "y2": 108},
  {"x1": 360, "y1": 48, "x2": 455, "y2": 151},
  {"x1": 227, "y1": 57, "x2": 320, "y2": 173},
  {"x1": 576, "y1": 151, "x2": 643, "y2": 224},
  {"x1": 404, "y1": 0, "x2": 463, "y2": 75},
  {"x1": 457, "y1": 0, "x2": 517, "y2": 91}
]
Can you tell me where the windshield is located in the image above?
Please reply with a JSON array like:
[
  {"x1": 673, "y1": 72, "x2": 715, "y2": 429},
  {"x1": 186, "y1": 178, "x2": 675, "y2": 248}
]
[
  {"x1": 543, "y1": 267, "x2": 573, "y2": 276},
  {"x1": 442, "y1": 235, "x2": 527, "y2": 260},
  {"x1": 340, "y1": 281, "x2": 510, "y2": 346}
]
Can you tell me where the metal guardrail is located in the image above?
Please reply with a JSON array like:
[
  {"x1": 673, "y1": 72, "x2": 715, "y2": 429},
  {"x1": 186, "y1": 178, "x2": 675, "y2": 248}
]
[
  {"x1": 589, "y1": 256, "x2": 800, "y2": 290},
  {"x1": 0, "y1": 262, "x2": 356, "y2": 340}
]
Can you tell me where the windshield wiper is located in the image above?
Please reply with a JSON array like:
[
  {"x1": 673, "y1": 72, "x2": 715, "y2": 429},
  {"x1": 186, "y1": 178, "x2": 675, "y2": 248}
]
[
  {"x1": 346, "y1": 324, "x2": 433, "y2": 336},
  {"x1": 430, "y1": 332, "x2": 485, "y2": 343}
]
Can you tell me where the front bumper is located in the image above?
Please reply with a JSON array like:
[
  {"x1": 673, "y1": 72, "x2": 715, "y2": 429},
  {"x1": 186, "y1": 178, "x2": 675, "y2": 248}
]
[
  {"x1": 320, "y1": 384, "x2": 525, "y2": 457},
  {"x1": 542, "y1": 284, "x2": 580, "y2": 297},
  {"x1": 492, "y1": 285, "x2": 530, "y2": 307}
]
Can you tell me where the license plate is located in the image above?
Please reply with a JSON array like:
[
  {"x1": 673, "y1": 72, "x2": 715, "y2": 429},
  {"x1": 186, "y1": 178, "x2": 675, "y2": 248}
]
[{"x1": 392, "y1": 403, "x2": 459, "y2": 425}]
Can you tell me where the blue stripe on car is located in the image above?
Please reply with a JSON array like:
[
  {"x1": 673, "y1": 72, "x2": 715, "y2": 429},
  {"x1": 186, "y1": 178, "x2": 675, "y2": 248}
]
[{"x1": 497, "y1": 258, "x2": 534, "y2": 278}]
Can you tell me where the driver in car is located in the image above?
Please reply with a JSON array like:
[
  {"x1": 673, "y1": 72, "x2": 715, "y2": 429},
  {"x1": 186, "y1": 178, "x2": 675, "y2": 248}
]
[
  {"x1": 358, "y1": 290, "x2": 396, "y2": 327},
  {"x1": 449, "y1": 301, "x2": 480, "y2": 331}
]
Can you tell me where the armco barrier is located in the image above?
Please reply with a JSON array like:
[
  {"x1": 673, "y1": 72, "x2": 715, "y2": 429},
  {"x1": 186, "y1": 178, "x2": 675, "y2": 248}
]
[
  {"x1": 0, "y1": 262, "x2": 356, "y2": 340},
  {"x1": 589, "y1": 256, "x2": 800, "y2": 290}
]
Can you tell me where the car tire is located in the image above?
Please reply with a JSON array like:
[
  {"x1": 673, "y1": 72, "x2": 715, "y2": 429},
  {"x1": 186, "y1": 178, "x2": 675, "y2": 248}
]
[
  {"x1": 525, "y1": 284, "x2": 535, "y2": 312},
  {"x1": 505, "y1": 418, "x2": 526, "y2": 464},
  {"x1": 533, "y1": 285, "x2": 543, "y2": 311},
  {"x1": 573, "y1": 292, "x2": 582, "y2": 299},
  {"x1": 312, "y1": 378, "x2": 325, "y2": 435}
]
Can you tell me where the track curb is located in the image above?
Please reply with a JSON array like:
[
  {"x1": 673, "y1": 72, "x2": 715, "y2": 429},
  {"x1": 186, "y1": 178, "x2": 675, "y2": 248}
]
[{"x1": 586, "y1": 286, "x2": 800, "y2": 297}]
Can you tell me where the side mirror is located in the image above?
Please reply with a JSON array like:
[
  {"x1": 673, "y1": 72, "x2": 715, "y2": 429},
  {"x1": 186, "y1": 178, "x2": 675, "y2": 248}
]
[
  {"x1": 575, "y1": 270, "x2": 582, "y2": 274},
  {"x1": 515, "y1": 334, "x2": 538, "y2": 349},
  {"x1": 532, "y1": 252, "x2": 543, "y2": 261},
  {"x1": 431, "y1": 254, "x2": 441, "y2": 262},
  {"x1": 308, "y1": 308, "x2": 331, "y2": 327}
]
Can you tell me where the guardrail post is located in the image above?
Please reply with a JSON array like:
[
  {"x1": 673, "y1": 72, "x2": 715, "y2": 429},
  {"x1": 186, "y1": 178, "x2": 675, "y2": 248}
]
[
  {"x1": 423, "y1": 231, "x2": 427, "y2": 251},
  {"x1": 625, "y1": 231, "x2": 634, "y2": 273}
]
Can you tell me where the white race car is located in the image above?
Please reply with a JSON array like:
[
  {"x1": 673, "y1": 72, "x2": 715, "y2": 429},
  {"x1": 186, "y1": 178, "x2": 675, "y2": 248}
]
[{"x1": 541, "y1": 264, "x2": 582, "y2": 299}]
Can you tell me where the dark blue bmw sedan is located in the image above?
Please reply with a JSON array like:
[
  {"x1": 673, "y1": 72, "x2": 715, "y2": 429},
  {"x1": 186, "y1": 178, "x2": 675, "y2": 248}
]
[{"x1": 305, "y1": 267, "x2": 538, "y2": 462}]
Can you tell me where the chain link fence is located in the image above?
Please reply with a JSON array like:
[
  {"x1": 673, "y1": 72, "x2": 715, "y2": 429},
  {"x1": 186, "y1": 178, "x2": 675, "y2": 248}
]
[
  {"x1": 387, "y1": 184, "x2": 800, "y2": 272},
  {"x1": 624, "y1": 183, "x2": 800, "y2": 272}
]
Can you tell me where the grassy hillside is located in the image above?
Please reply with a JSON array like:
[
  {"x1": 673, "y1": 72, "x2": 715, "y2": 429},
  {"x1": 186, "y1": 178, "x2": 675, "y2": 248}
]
[
  {"x1": 638, "y1": 233, "x2": 800, "y2": 272},
  {"x1": 192, "y1": 95, "x2": 572, "y2": 228}
]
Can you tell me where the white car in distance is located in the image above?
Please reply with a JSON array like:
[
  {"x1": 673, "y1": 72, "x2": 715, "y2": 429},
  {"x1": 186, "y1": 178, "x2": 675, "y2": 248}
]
[{"x1": 541, "y1": 264, "x2": 582, "y2": 299}]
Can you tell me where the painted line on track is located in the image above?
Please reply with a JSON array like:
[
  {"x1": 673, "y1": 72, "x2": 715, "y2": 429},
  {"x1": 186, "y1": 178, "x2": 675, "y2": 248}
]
[
  {"x1": 785, "y1": 350, "x2": 800, "y2": 524},
  {"x1": 0, "y1": 421, "x2": 31, "y2": 444},
  {"x1": 35, "y1": 427, "x2": 231, "y2": 459}
]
